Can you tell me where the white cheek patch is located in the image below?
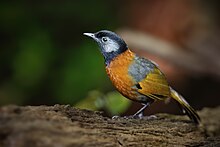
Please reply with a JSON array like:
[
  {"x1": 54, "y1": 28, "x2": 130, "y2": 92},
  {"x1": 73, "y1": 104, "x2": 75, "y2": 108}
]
[{"x1": 104, "y1": 40, "x2": 119, "y2": 53}]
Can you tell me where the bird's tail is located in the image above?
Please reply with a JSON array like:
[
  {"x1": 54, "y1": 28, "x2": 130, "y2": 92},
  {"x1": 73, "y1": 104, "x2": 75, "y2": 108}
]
[{"x1": 170, "y1": 87, "x2": 200, "y2": 124}]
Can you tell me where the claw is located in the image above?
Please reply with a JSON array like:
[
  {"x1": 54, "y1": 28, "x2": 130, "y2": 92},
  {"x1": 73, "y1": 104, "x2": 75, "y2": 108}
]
[
  {"x1": 142, "y1": 115, "x2": 157, "y2": 120},
  {"x1": 112, "y1": 115, "x2": 120, "y2": 119}
]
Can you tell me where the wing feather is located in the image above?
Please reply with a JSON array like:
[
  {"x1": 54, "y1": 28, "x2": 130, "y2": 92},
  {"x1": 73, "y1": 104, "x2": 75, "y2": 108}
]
[{"x1": 137, "y1": 68, "x2": 170, "y2": 100}]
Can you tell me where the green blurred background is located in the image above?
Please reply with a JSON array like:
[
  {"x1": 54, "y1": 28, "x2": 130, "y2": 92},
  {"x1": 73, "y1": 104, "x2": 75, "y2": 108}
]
[
  {"x1": 0, "y1": 0, "x2": 131, "y2": 115},
  {"x1": 1, "y1": 0, "x2": 220, "y2": 116}
]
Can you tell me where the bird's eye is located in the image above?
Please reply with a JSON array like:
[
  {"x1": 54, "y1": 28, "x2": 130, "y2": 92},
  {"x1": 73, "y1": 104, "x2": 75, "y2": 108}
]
[{"x1": 102, "y1": 37, "x2": 108, "y2": 42}]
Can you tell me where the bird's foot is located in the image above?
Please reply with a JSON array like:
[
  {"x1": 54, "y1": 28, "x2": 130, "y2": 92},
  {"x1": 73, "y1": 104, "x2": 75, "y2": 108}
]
[
  {"x1": 112, "y1": 114, "x2": 157, "y2": 120},
  {"x1": 131, "y1": 112, "x2": 144, "y2": 119},
  {"x1": 112, "y1": 115, "x2": 141, "y2": 119},
  {"x1": 112, "y1": 115, "x2": 120, "y2": 119},
  {"x1": 141, "y1": 115, "x2": 157, "y2": 120},
  {"x1": 123, "y1": 115, "x2": 137, "y2": 119}
]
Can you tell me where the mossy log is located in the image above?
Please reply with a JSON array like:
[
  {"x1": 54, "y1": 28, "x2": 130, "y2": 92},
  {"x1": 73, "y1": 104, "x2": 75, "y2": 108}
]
[{"x1": 0, "y1": 105, "x2": 219, "y2": 147}]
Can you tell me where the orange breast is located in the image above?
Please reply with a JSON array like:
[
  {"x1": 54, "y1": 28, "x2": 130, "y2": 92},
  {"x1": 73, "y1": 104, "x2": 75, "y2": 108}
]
[{"x1": 106, "y1": 50, "x2": 138, "y2": 101}]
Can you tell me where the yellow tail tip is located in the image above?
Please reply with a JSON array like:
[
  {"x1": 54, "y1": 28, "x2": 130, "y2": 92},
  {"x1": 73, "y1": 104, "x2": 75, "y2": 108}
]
[{"x1": 170, "y1": 87, "x2": 200, "y2": 124}]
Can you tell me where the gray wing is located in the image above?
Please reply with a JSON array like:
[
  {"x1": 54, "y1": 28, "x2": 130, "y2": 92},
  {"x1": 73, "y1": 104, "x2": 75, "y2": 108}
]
[
  {"x1": 128, "y1": 55, "x2": 170, "y2": 101},
  {"x1": 128, "y1": 55, "x2": 157, "y2": 82}
]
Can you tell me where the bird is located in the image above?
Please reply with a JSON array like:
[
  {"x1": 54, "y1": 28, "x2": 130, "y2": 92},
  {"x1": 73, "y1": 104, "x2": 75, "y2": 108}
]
[{"x1": 83, "y1": 30, "x2": 200, "y2": 124}]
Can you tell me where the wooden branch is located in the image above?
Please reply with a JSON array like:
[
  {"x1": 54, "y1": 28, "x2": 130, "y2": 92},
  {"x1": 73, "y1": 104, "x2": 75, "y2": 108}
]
[{"x1": 0, "y1": 105, "x2": 219, "y2": 146}]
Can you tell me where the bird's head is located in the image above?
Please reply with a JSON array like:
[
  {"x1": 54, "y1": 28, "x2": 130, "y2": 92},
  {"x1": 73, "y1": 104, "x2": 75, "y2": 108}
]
[{"x1": 83, "y1": 30, "x2": 128, "y2": 65}]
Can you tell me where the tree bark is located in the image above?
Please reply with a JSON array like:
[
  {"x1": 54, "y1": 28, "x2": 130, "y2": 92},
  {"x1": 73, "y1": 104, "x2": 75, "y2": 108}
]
[{"x1": 0, "y1": 105, "x2": 219, "y2": 147}]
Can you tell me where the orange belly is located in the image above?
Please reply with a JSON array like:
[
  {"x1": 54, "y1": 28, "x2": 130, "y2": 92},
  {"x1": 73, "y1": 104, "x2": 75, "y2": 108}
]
[{"x1": 106, "y1": 50, "x2": 138, "y2": 101}]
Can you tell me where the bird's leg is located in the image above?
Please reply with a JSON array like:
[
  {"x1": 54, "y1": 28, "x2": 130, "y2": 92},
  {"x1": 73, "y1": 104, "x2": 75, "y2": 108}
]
[
  {"x1": 112, "y1": 101, "x2": 156, "y2": 120},
  {"x1": 132, "y1": 103, "x2": 149, "y2": 118},
  {"x1": 133, "y1": 101, "x2": 157, "y2": 120},
  {"x1": 112, "y1": 103, "x2": 149, "y2": 119}
]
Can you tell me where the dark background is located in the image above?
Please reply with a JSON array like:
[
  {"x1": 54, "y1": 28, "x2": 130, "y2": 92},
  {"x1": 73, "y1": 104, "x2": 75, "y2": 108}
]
[{"x1": 1, "y1": 0, "x2": 220, "y2": 116}]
